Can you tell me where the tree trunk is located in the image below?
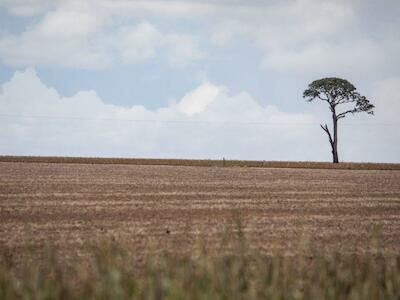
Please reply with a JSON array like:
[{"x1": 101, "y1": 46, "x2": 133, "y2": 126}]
[
  {"x1": 320, "y1": 110, "x2": 339, "y2": 164},
  {"x1": 332, "y1": 110, "x2": 339, "y2": 163}
]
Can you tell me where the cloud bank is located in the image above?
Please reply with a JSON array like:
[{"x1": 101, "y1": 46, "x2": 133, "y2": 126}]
[
  {"x1": 1, "y1": 0, "x2": 398, "y2": 75},
  {"x1": 0, "y1": 69, "x2": 323, "y2": 160},
  {"x1": 1, "y1": 69, "x2": 398, "y2": 162}
]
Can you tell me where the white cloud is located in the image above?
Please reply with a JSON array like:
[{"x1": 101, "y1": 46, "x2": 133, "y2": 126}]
[
  {"x1": 1, "y1": 0, "x2": 398, "y2": 74},
  {"x1": 163, "y1": 34, "x2": 204, "y2": 67},
  {"x1": 0, "y1": 5, "x2": 204, "y2": 69},
  {"x1": 262, "y1": 39, "x2": 384, "y2": 75},
  {"x1": 36, "y1": 10, "x2": 102, "y2": 40},
  {"x1": 207, "y1": 0, "x2": 397, "y2": 76},
  {"x1": 0, "y1": 0, "x2": 59, "y2": 16},
  {"x1": 210, "y1": 0, "x2": 355, "y2": 46},
  {"x1": 98, "y1": 0, "x2": 215, "y2": 18},
  {"x1": 176, "y1": 82, "x2": 221, "y2": 116},
  {"x1": 115, "y1": 22, "x2": 204, "y2": 66},
  {"x1": 116, "y1": 22, "x2": 162, "y2": 63},
  {"x1": 0, "y1": 69, "x2": 326, "y2": 160},
  {"x1": 0, "y1": 8, "x2": 112, "y2": 69}
]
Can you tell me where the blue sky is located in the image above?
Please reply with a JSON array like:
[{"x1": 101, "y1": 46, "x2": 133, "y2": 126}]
[{"x1": 0, "y1": 0, "x2": 399, "y2": 162}]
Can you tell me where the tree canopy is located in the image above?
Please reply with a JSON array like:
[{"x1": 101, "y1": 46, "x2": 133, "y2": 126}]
[{"x1": 303, "y1": 77, "x2": 374, "y2": 118}]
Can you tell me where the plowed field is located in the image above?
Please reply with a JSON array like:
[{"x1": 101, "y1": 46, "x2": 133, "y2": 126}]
[{"x1": 1, "y1": 161, "x2": 400, "y2": 258}]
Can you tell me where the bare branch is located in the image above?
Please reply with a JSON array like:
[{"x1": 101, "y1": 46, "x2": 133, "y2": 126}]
[
  {"x1": 337, "y1": 109, "x2": 355, "y2": 119},
  {"x1": 320, "y1": 124, "x2": 334, "y2": 146}
]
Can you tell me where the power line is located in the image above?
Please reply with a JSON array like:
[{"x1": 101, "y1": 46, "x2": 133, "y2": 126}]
[{"x1": 0, "y1": 113, "x2": 397, "y2": 126}]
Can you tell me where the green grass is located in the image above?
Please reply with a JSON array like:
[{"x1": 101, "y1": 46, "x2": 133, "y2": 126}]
[{"x1": 1, "y1": 232, "x2": 399, "y2": 300}]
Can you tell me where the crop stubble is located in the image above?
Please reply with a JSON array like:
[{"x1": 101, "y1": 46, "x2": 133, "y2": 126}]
[{"x1": 1, "y1": 161, "x2": 400, "y2": 259}]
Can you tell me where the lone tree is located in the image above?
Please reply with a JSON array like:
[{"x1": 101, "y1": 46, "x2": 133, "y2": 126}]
[{"x1": 303, "y1": 78, "x2": 374, "y2": 163}]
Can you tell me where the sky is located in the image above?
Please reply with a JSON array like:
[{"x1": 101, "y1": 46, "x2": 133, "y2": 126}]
[{"x1": 0, "y1": 0, "x2": 399, "y2": 162}]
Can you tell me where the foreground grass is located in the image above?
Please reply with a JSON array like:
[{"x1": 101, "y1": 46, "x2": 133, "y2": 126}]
[{"x1": 1, "y1": 233, "x2": 400, "y2": 300}]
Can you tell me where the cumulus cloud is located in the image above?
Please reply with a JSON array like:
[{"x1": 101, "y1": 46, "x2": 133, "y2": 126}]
[
  {"x1": 211, "y1": 0, "x2": 355, "y2": 46},
  {"x1": 0, "y1": 7, "x2": 112, "y2": 69},
  {"x1": 207, "y1": 0, "x2": 397, "y2": 76},
  {"x1": 0, "y1": 4, "x2": 204, "y2": 69},
  {"x1": 261, "y1": 39, "x2": 385, "y2": 75},
  {"x1": 115, "y1": 22, "x2": 204, "y2": 67},
  {"x1": 0, "y1": 0, "x2": 398, "y2": 74},
  {"x1": 176, "y1": 82, "x2": 221, "y2": 116},
  {"x1": 0, "y1": 0, "x2": 59, "y2": 16},
  {"x1": 116, "y1": 23, "x2": 161, "y2": 63},
  {"x1": 0, "y1": 69, "x2": 326, "y2": 160}
]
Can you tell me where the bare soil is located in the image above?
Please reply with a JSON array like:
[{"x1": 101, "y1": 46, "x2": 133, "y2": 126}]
[{"x1": 1, "y1": 161, "x2": 400, "y2": 260}]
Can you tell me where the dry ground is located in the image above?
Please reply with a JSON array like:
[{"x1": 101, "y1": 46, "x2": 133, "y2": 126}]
[{"x1": 1, "y1": 161, "x2": 400, "y2": 260}]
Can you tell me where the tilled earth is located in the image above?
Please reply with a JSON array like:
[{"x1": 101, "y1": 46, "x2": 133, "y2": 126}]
[{"x1": 1, "y1": 162, "x2": 400, "y2": 258}]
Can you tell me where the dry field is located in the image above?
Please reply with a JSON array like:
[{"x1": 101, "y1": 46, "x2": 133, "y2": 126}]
[
  {"x1": 1, "y1": 155, "x2": 400, "y2": 170},
  {"x1": 1, "y1": 159, "x2": 400, "y2": 261}
]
